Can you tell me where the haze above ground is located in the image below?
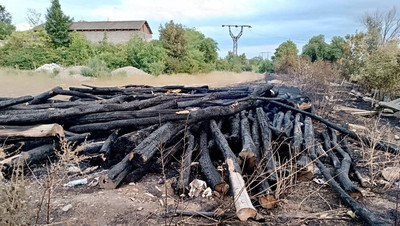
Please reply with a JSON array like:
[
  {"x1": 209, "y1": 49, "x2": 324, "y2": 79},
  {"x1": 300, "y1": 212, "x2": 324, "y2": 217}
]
[{"x1": 3, "y1": 0, "x2": 400, "y2": 58}]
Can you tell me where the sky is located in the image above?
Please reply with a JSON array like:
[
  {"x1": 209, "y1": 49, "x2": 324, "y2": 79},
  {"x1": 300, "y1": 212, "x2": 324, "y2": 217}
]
[{"x1": 2, "y1": 0, "x2": 400, "y2": 58}]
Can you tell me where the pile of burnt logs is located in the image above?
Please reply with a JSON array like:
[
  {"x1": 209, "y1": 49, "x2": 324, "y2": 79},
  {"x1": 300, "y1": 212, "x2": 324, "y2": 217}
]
[{"x1": 0, "y1": 83, "x2": 396, "y2": 224}]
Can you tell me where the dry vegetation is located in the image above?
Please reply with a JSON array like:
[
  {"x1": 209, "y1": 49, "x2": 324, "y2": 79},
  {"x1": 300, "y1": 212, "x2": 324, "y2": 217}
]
[{"x1": 1, "y1": 66, "x2": 399, "y2": 225}]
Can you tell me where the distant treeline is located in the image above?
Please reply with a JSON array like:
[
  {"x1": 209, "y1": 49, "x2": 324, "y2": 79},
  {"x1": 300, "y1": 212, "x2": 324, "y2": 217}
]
[{"x1": 0, "y1": 23, "x2": 274, "y2": 76}]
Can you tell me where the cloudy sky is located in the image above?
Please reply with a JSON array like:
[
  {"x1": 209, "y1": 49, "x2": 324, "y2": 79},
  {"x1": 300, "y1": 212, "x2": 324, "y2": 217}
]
[{"x1": 2, "y1": 0, "x2": 399, "y2": 58}]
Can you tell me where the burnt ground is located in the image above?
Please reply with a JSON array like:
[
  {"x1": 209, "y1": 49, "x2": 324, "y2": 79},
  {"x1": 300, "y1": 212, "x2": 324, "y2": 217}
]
[{"x1": 20, "y1": 75, "x2": 400, "y2": 225}]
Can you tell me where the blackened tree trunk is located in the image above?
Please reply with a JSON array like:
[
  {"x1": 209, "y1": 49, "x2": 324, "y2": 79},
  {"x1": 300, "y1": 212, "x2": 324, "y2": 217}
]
[
  {"x1": 176, "y1": 131, "x2": 196, "y2": 194},
  {"x1": 238, "y1": 111, "x2": 259, "y2": 172},
  {"x1": 198, "y1": 129, "x2": 228, "y2": 193}
]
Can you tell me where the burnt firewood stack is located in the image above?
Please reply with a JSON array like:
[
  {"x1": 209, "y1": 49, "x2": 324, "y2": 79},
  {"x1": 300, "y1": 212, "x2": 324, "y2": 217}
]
[{"x1": 0, "y1": 83, "x2": 394, "y2": 224}]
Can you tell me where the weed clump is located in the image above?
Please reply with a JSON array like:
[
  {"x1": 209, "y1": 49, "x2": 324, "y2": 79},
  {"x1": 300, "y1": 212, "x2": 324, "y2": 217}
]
[{"x1": 81, "y1": 56, "x2": 111, "y2": 77}]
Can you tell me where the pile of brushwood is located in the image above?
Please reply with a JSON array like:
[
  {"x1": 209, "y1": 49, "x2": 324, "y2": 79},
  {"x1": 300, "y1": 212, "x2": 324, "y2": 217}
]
[{"x1": 0, "y1": 83, "x2": 398, "y2": 225}]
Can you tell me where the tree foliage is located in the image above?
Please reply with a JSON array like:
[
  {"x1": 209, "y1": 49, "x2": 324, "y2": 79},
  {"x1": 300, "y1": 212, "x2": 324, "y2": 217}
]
[
  {"x1": 0, "y1": 5, "x2": 15, "y2": 40},
  {"x1": 0, "y1": 5, "x2": 12, "y2": 24},
  {"x1": 302, "y1": 35, "x2": 345, "y2": 62},
  {"x1": 302, "y1": 35, "x2": 329, "y2": 62},
  {"x1": 273, "y1": 40, "x2": 299, "y2": 73},
  {"x1": 64, "y1": 31, "x2": 93, "y2": 66},
  {"x1": 341, "y1": 32, "x2": 367, "y2": 80},
  {"x1": 45, "y1": 0, "x2": 72, "y2": 47},
  {"x1": 274, "y1": 40, "x2": 298, "y2": 60},
  {"x1": 159, "y1": 20, "x2": 187, "y2": 59},
  {"x1": 0, "y1": 28, "x2": 59, "y2": 69},
  {"x1": 326, "y1": 36, "x2": 345, "y2": 61},
  {"x1": 126, "y1": 37, "x2": 166, "y2": 75},
  {"x1": 358, "y1": 42, "x2": 400, "y2": 95},
  {"x1": 182, "y1": 28, "x2": 218, "y2": 73}
]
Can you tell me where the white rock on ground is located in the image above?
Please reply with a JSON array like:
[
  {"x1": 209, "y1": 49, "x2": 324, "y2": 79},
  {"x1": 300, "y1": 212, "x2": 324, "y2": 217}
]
[
  {"x1": 35, "y1": 63, "x2": 63, "y2": 72},
  {"x1": 62, "y1": 204, "x2": 73, "y2": 212}
]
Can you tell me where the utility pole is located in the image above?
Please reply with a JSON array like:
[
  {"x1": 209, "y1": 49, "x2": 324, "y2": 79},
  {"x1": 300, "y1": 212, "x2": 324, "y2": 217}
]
[
  {"x1": 259, "y1": 51, "x2": 272, "y2": 60},
  {"x1": 222, "y1": 25, "x2": 251, "y2": 56}
]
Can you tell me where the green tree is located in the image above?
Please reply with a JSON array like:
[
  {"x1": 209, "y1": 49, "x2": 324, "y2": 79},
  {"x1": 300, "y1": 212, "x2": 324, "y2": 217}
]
[
  {"x1": 325, "y1": 36, "x2": 345, "y2": 61},
  {"x1": 358, "y1": 42, "x2": 400, "y2": 95},
  {"x1": 302, "y1": 35, "x2": 329, "y2": 62},
  {"x1": 0, "y1": 28, "x2": 59, "y2": 69},
  {"x1": 64, "y1": 31, "x2": 93, "y2": 66},
  {"x1": 159, "y1": 20, "x2": 187, "y2": 58},
  {"x1": 0, "y1": 5, "x2": 16, "y2": 40},
  {"x1": 182, "y1": 28, "x2": 218, "y2": 73},
  {"x1": 159, "y1": 21, "x2": 187, "y2": 73},
  {"x1": 44, "y1": 0, "x2": 72, "y2": 47},
  {"x1": 341, "y1": 32, "x2": 367, "y2": 80},
  {"x1": 126, "y1": 37, "x2": 167, "y2": 75},
  {"x1": 274, "y1": 40, "x2": 298, "y2": 60},
  {"x1": 96, "y1": 42, "x2": 127, "y2": 70},
  {"x1": 273, "y1": 40, "x2": 299, "y2": 73}
]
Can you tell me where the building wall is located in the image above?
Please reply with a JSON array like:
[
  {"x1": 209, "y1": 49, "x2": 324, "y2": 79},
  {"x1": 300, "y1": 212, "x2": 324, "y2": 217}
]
[{"x1": 79, "y1": 30, "x2": 152, "y2": 44}]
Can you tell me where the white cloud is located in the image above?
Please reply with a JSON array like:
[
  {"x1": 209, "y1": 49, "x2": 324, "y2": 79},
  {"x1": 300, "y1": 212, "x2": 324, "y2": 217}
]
[
  {"x1": 89, "y1": 0, "x2": 261, "y2": 21},
  {"x1": 16, "y1": 22, "x2": 30, "y2": 31}
]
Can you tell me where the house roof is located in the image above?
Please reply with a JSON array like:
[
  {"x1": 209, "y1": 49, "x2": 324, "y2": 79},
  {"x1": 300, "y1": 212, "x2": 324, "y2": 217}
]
[{"x1": 69, "y1": 20, "x2": 152, "y2": 34}]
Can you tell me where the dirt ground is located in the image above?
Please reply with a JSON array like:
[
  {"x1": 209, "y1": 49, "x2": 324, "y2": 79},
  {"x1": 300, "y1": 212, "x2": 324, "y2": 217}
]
[{"x1": 4, "y1": 72, "x2": 400, "y2": 225}]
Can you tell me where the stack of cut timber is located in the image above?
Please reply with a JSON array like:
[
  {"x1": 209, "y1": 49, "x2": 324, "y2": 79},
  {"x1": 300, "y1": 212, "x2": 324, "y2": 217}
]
[{"x1": 0, "y1": 83, "x2": 394, "y2": 224}]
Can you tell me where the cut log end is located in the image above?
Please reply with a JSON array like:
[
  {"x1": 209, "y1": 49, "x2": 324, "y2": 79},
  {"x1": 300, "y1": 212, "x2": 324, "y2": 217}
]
[
  {"x1": 238, "y1": 151, "x2": 257, "y2": 172},
  {"x1": 296, "y1": 170, "x2": 315, "y2": 181},
  {"x1": 237, "y1": 208, "x2": 257, "y2": 222},
  {"x1": 214, "y1": 182, "x2": 230, "y2": 194},
  {"x1": 296, "y1": 155, "x2": 315, "y2": 181},
  {"x1": 226, "y1": 158, "x2": 257, "y2": 221},
  {"x1": 99, "y1": 176, "x2": 118, "y2": 189},
  {"x1": 259, "y1": 194, "x2": 277, "y2": 209},
  {"x1": 349, "y1": 190, "x2": 363, "y2": 199},
  {"x1": 51, "y1": 124, "x2": 65, "y2": 137}
]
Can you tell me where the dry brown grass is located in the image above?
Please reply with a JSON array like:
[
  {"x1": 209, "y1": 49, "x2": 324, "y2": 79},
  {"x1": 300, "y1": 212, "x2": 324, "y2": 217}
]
[
  {"x1": 0, "y1": 68, "x2": 263, "y2": 97},
  {"x1": 356, "y1": 116, "x2": 400, "y2": 188},
  {"x1": 0, "y1": 136, "x2": 89, "y2": 225},
  {"x1": 33, "y1": 137, "x2": 88, "y2": 224},
  {"x1": 276, "y1": 59, "x2": 344, "y2": 116},
  {"x1": 0, "y1": 147, "x2": 33, "y2": 225}
]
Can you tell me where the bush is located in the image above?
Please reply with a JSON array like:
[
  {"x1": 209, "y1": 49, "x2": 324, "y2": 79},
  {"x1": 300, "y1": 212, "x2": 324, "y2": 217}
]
[
  {"x1": 357, "y1": 42, "x2": 400, "y2": 95},
  {"x1": 0, "y1": 29, "x2": 59, "y2": 69},
  {"x1": 64, "y1": 31, "x2": 93, "y2": 66},
  {"x1": 273, "y1": 40, "x2": 299, "y2": 74},
  {"x1": 126, "y1": 37, "x2": 166, "y2": 75},
  {"x1": 257, "y1": 59, "x2": 274, "y2": 73},
  {"x1": 96, "y1": 42, "x2": 127, "y2": 70},
  {"x1": 80, "y1": 56, "x2": 111, "y2": 77}
]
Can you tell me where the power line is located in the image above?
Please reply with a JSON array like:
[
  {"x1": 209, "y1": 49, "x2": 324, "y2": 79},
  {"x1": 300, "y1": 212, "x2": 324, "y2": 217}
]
[{"x1": 222, "y1": 25, "x2": 251, "y2": 56}]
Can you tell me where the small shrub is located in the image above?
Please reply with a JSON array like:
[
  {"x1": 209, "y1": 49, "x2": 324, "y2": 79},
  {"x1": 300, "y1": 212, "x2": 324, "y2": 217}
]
[
  {"x1": 80, "y1": 66, "x2": 94, "y2": 77},
  {"x1": 51, "y1": 68, "x2": 60, "y2": 77},
  {"x1": 0, "y1": 163, "x2": 33, "y2": 225},
  {"x1": 357, "y1": 42, "x2": 400, "y2": 96},
  {"x1": 80, "y1": 56, "x2": 111, "y2": 77}
]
